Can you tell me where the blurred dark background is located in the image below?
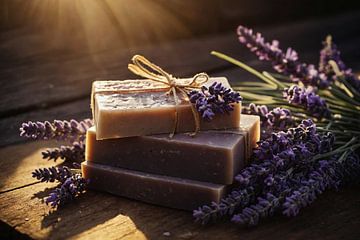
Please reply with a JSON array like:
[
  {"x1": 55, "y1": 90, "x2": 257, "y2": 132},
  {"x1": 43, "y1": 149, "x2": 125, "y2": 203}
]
[{"x1": 1, "y1": 0, "x2": 360, "y2": 55}]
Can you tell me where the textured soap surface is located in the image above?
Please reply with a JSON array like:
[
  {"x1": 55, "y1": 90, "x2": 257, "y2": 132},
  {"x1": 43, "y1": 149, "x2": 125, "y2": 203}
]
[
  {"x1": 92, "y1": 77, "x2": 241, "y2": 139},
  {"x1": 86, "y1": 114, "x2": 260, "y2": 184},
  {"x1": 81, "y1": 161, "x2": 227, "y2": 211}
]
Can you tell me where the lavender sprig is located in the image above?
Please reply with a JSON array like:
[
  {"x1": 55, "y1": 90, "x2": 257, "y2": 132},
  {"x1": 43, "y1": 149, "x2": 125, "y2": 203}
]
[
  {"x1": 45, "y1": 173, "x2": 88, "y2": 208},
  {"x1": 32, "y1": 166, "x2": 72, "y2": 183},
  {"x1": 20, "y1": 119, "x2": 93, "y2": 142},
  {"x1": 282, "y1": 158, "x2": 341, "y2": 217},
  {"x1": 237, "y1": 26, "x2": 331, "y2": 88},
  {"x1": 188, "y1": 82, "x2": 242, "y2": 121},
  {"x1": 242, "y1": 103, "x2": 295, "y2": 138},
  {"x1": 319, "y1": 35, "x2": 360, "y2": 92},
  {"x1": 193, "y1": 187, "x2": 255, "y2": 224},
  {"x1": 283, "y1": 85, "x2": 331, "y2": 119},
  {"x1": 319, "y1": 36, "x2": 346, "y2": 77},
  {"x1": 42, "y1": 141, "x2": 85, "y2": 162},
  {"x1": 193, "y1": 120, "x2": 336, "y2": 225},
  {"x1": 236, "y1": 120, "x2": 334, "y2": 189},
  {"x1": 232, "y1": 193, "x2": 280, "y2": 226}
]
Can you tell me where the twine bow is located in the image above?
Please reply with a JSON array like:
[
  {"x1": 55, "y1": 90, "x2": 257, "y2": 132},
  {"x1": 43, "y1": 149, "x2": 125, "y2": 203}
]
[{"x1": 128, "y1": 55, "x2": 209, "y2": 137}]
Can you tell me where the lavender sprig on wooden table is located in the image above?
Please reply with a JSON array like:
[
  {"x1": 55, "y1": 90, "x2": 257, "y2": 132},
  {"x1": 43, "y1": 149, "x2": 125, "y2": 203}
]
[
  {"x1": 42, "y1": 141, "x2": 85, "y2": 162},
  {"x1": 32, "y1": 166, "x2": 72, "y2": 183},
  {"x1": 20, "y1": 119, "x2": 92, "y2": 163},
  {"x1": 20, "y1": 119, "x2": 92, "y2": 208},
  {"x1": 20, "y1": 119, "x2": 92, "y2": 142},
  {"x1": 31, "y1": 165, "x2": 88, "y2": 208},
  {"x1": 45, "y1": 173, "x2": 88, "y2": 208}
]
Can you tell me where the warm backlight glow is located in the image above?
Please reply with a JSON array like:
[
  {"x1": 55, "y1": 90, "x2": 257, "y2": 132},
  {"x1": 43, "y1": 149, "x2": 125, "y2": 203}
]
[{"x1": 16, "y1": 0, "x2": 193, "y2": 53}]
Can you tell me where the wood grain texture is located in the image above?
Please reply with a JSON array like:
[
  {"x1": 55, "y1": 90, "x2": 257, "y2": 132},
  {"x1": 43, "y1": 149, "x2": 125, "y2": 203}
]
[{"x1": 0, "y1": 142, "x2": 360, "y2": 240}]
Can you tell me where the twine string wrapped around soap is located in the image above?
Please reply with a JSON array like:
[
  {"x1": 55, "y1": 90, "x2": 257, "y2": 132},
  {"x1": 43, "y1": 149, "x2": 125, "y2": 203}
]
[
  {"x1": 91, "y1": 55, "x2": 210, "y2": 137},
  {"x1": 127, "y1": 55, "x2": 210, "y2": 137}
]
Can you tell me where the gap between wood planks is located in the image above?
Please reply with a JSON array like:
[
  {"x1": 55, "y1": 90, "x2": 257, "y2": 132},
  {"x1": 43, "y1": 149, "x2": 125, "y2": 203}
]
[{"x1": 0, "y1": 181, "x2": 40, "y2": 195}]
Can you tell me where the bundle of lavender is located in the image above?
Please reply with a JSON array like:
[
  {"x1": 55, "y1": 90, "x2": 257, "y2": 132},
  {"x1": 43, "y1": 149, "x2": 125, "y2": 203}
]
[
  {"x1": 193, "y1": 26, "x2": 360, "y2": 226},
  {"x1": 20, "y1": 119, "x2": 92, "y2": 207}
]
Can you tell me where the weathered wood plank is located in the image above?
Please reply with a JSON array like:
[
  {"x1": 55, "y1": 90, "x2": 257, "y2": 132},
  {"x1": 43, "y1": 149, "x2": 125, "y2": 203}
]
[
  {"x1": 1, "y1": 11, "x2": 359, "y2": 118},
  {"x1": 0, "y1": 141, "x2": 360, "y2": 240}
]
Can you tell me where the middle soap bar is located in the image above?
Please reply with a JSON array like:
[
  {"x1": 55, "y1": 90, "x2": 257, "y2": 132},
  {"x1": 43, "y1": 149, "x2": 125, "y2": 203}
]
[
  {"x1": 86, "y1": 114, "x2": 260, "y2": 185},
  {"x1": 92, "y1": 77, "x2": 241, "y2": 139}
]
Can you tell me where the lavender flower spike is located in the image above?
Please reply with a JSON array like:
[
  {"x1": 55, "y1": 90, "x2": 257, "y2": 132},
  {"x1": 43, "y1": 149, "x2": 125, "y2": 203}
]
[
  {"x1": 284, "y1": 85, "x2": 331, "y2": 119},
  {"x1": 20, "y1": 119, "x2": 93, "y2": 142},
  {"x1": 42, "y1": 141, "x2": 85, "y2": 162},
  {"x1": 237, "y1": 26, "x2": 331, "y2": 88},
  {"x1": 319, "y1": 35, "x2": 360, "y2": 92},
  {"x1": 282, "y1": 160, "x2": 338, "y2": 217},
  {"x1": 32, "y1": 166, "x2": 72, "y2": 183},
  {"x1": 232, "y1": 193, "x2": 280, "y2": 226},
  {"x1": 188, "y1": 82, "x2": 242, "y2": 121},
  {"x1": 45, "y1": 173, "x2": 88, "y2": 208},
  {"x1": 193, "y1": 187, "x2": 255, "y2": 224},
  {"x1": 242, "y1": 103, "x2": 294, "y2": 138}
]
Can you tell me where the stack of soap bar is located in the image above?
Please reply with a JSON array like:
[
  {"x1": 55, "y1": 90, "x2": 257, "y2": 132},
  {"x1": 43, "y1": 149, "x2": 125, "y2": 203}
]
[
  {"x1": 82, "y1": 115, "x2": 260, "y2": 210},
  {"x1": 85, "y1": 115, "x2": 260, "y2": 184},
  {"x1": 82, "y1": 161, "x2": 229, "y2": 211},
  {"x1": 91, "y1": 77, "x2": 241, "y2": 139}
]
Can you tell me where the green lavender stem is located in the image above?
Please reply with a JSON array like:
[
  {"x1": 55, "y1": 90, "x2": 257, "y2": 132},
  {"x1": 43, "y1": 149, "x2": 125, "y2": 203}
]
[{"x1": 211, "y1": 51, "x2": 286, "y2": 89}]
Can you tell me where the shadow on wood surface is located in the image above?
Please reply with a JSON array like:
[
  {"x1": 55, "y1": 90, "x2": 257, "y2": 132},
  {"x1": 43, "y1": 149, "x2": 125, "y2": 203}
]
[
  {"x1": 32, "y1": 185, "x2": 360, "y2": 240},
  {"x1": 0, "y1": 220, "x2": 31, "y2": 240}
]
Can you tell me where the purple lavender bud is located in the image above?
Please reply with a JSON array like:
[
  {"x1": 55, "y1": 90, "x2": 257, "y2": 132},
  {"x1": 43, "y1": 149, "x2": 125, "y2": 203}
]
[
  {"x1": 319, "y1": 35, "x2": 360, "y2": 92},
  {"x1": 236, "y1": 119, "x2": 334, "y2": 192},
  {"x1": 242, "y1": 103, "x2": 295, "y2": 139},
  {"x1": 237, "y1": 25, "x2": 332, "y2": 88},
  {"x1": 46, "y1": 186, "x2": 74, "y2": 208},
  {"x1": 20, "y1": 119, "x2": 93, "y2": 142},
  {"x1": 232, "y1": 193, "x2": 280, "y2": 226},
  {"x1": 193, "y1": 187, "x2": 255, "y2": 224},
  {"x1": 281, "y1": 153, "x2": 353, "y2": 218},
  {"x1": 41, "y1": 141, "x2": 85, "y2": 162},
  {"x1": 319, "y1": 36, "x2": 346, "y2": 75},
  {"x1": 284, "y1": 85, "x2": 331, "y2": 119},
  {"x1": 32, "y1": 166, "x2": 72, "y2": 183},
  {"x1": 188, "y1": 82, "x2": 242, "y2": 121},
  {"x1": 45, "y1": 173, "x2": 88, "y2": 208}
]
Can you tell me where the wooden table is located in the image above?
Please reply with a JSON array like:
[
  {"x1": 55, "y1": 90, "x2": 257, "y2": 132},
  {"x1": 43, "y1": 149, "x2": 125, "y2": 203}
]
[{"x1": 1, "y1": 11, "x2": 360, "y2": 240}]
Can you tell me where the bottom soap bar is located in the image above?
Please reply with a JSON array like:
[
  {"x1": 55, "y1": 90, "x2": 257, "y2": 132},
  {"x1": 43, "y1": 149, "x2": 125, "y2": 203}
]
[{"x1": 82, "y1": 161, "x2": 227, "y2": 211}]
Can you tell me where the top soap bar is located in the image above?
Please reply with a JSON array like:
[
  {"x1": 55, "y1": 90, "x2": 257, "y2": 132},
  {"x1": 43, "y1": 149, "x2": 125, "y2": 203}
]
[{"x1": 91, "y1": 77, "x2": 241, "y2": 139}]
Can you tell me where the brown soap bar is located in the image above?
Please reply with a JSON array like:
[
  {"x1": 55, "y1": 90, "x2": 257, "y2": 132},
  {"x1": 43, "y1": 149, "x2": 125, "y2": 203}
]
[
  {"x1": 91, "y1": 77, "x2": 241, "y2": 139},
  {"x1": 86, "y1": 114, "x2": 260, "y2": 184},
  {"x1": 81, "y1": 161, "x2": 227, "y2": 211}
]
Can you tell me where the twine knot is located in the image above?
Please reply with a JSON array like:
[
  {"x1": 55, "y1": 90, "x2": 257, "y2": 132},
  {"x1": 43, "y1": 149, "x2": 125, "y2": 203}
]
[{"x1": 128, "y1": 55, "x2": 209, "y2": 137}]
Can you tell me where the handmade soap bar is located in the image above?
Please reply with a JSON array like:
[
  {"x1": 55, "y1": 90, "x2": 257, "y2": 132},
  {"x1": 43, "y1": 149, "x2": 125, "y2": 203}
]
[
  {"x1": 81, "y1": 161, "x2": 227, "y2": 211},
  {"x1": 91, "y1": 77, "x2": 241, "y2": 139},
  {"x1": 85, "y1": 114, "x2": 260, "y2": 184}
]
